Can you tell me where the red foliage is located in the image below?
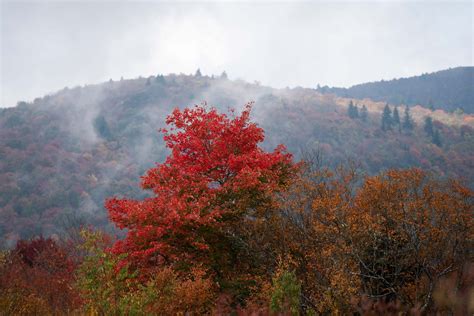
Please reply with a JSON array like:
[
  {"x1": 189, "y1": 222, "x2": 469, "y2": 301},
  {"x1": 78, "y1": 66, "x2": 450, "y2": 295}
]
[
  {"x1": 15, "y1": 237, "x2": 59, "y2": 266},
  {"x1": 107, "y1": 103, "x2": 296, "y2": 270},
  {"x1": 0, "y1": 237, "x2": 80, "y2": 314}
]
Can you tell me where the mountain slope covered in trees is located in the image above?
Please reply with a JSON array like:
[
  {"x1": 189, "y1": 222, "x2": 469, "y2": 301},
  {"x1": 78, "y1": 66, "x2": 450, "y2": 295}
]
[
  {"x1": 1, "y1": 73, "x2": 473, "y2": 246},
  {"x1": 317, "y1": 67, "x2": 474, "y2": 113}
]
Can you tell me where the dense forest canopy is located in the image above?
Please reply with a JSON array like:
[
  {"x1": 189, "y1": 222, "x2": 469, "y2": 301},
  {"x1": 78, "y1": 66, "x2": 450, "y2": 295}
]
[
  {"x1": 2, "y1": 0, "x2": 472, "y2": 313},
  {"x1": 0, "y1": 71, "x2": 473, "y2": 247},
  {"x1": 1, "y1": 104, "x2": 472, "y2": 315},
  {"x1": 317, "y1": 67, "x2": 474, "y2": 114}
]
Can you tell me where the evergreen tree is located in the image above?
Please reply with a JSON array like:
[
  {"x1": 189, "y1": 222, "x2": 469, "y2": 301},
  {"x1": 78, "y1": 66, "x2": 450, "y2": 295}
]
[
  {"x1": 454, "y1": 108, "x2": 464, "y2": 115},
  {"x1": 381, "y1": 103, "x2": 393, "y2": 131},
  {"x1": 393, "y1": 106, "x2": 401, "y2": 132},
  {"x1": 402, "y1": 106, "x2": 414, "y2": 131},
  {"x1": 220, "y1": 71, "x2": 228, "y2": 79},
  {"x1": 347, "y1": 101, "x2": 356, "y2": 118},
  {"x1": 347, "y1": 101, "x2": 360, "y2": 119},
  {"x1": 195, "y1": 68, "x2": 202, "y2": 77},
  {"x1": 93, "y1": 116, "x2": 112, "y2": 140},
  {"x1": 360, "y1": 105, "x2": 368, "y2": 122},
  {"x1": 428, "y1": 98, "x2": 435, "y2": 111},
  {"x1": 424, "y1": 117, "x2": 434, "y2": 136},
  {"x1": 432, "y1": 128, "x2": 442, "y2": 146},
  {"x1": 155, "y1": 75, "x2": 166, "y2": 84}
]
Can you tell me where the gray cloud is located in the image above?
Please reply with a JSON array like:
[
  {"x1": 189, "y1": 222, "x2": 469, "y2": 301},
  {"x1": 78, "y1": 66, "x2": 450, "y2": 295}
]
[{"x1": 1, "y1": 0, "x2": 472, "y2": 107}]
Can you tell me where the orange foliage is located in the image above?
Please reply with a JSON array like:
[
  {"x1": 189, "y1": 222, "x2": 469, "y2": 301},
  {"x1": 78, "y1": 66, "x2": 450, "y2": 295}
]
[{"x1": 276, "y1": 165, "x2": 473, "y2": 313}]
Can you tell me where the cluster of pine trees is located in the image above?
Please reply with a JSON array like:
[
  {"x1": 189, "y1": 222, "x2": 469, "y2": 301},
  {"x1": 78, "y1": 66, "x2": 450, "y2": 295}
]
[
  {"x1": 347, "y1": 100, "x2": 368, "y2": 121},
  {"x1": 373, "y1": 103, "x2": 441, "y2": 146},
  {"x1": 347, "y1": 101, "x2": 420, "y2": 137},
  {"x1": 424, "y1": 116, "x2": 442, "y2": 146},
  {"x1": 380, "y1": 103, "x2": 415, "y2": 133}
]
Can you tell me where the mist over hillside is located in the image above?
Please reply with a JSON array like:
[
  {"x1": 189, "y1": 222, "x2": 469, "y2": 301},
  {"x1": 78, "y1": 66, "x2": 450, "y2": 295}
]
[
  {"x1": 0, "y1": 72, "x2": 473, "y2": 247},
  {"x1": 318, "y1": 67, "x2": 474, "y2": 113}
]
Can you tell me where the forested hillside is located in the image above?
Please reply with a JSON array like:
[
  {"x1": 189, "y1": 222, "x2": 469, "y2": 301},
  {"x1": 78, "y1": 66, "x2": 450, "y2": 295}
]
[
  {"x1": 1, "y1": 73, "x2": 473, "y2": 246},
  {"x1": 317, "y1": 67, "x2": 474, "y2": 113}
]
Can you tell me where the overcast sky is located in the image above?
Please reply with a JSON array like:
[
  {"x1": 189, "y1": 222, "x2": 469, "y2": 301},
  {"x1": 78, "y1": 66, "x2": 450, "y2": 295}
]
[{"x1": 1, "y1": 0, "x2": 472, "y2": 107}]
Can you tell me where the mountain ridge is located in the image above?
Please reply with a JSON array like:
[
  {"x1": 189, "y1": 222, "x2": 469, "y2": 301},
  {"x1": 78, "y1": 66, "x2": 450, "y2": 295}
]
[
  {"x1": 1, "y1": 71, "x2": 473, "y2": 247},
  {"x1": 317, "y1": 67, "x2": 474, "y2": 113}
]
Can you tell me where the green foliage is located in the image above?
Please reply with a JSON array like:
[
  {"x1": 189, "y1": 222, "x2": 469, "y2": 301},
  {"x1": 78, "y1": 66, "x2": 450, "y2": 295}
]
[
  {"x1": 454, "y1": 107, "x2": 464, "y2": 115},
  {"x1": 347, "y1": 101, "x2": 359, "y2": 119},
  {"x1": 381, "y1": 103, "x2": 393, "y2": 131},
  {"x1": 424, "y1": 117, "x2": 442, "y2": 146},
  {"x1": 424, "y1": 116, "x2": 434, "y2": 136},
  {"x1": 393, "y1": 106, "x2": 401, "y2": 132},
  {"x1": 270, "y1": 267, "x2": 301, "y2": 316},
  {"x1": 75, "y1": 229, "x2": 138, "y2": 315},
  {"x1": 93, "y1": 115, "x2": 113, "y2": 140},
  {"x1": 155, "y1": 74, "x2": 166, "y2": 84},
  {"x1": 402, "y1": 106, "x2": 414, "y2": 131},
  {"x1": 75, "y1": 229, "x2": 214, "y2": 315},
  {"x1": 360, "y1": 105, "x2": 368, "y2": 122},
  {"x1": 433, "y1": 128, "x2": 442, "y2": 147}
]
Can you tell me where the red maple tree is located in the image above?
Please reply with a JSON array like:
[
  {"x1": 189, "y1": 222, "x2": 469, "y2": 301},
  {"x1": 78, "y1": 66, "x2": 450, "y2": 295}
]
[{"x1": 106, "y1": 103, "x2": 297, "y2": 271}]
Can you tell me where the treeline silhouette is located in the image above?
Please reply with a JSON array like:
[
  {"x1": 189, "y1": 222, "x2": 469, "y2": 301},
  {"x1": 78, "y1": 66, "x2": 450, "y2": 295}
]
[{"x1": 318, "y1": 67, "x2": 474, "y2": 113}]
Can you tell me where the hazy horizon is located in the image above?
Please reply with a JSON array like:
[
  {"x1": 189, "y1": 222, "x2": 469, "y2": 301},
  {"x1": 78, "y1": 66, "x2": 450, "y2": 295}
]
[{"x1": 1, "y1": 0, "x2": 473, "y2": 107}]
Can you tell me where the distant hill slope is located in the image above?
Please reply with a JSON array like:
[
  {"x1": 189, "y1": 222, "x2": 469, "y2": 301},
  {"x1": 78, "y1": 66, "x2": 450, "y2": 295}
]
[
  {"x1": 317, "y1": 67, "x2": 474, "y2": 113},
  {"x1": 1, "y1": 73, "x2": 473, "y2": 247}
]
